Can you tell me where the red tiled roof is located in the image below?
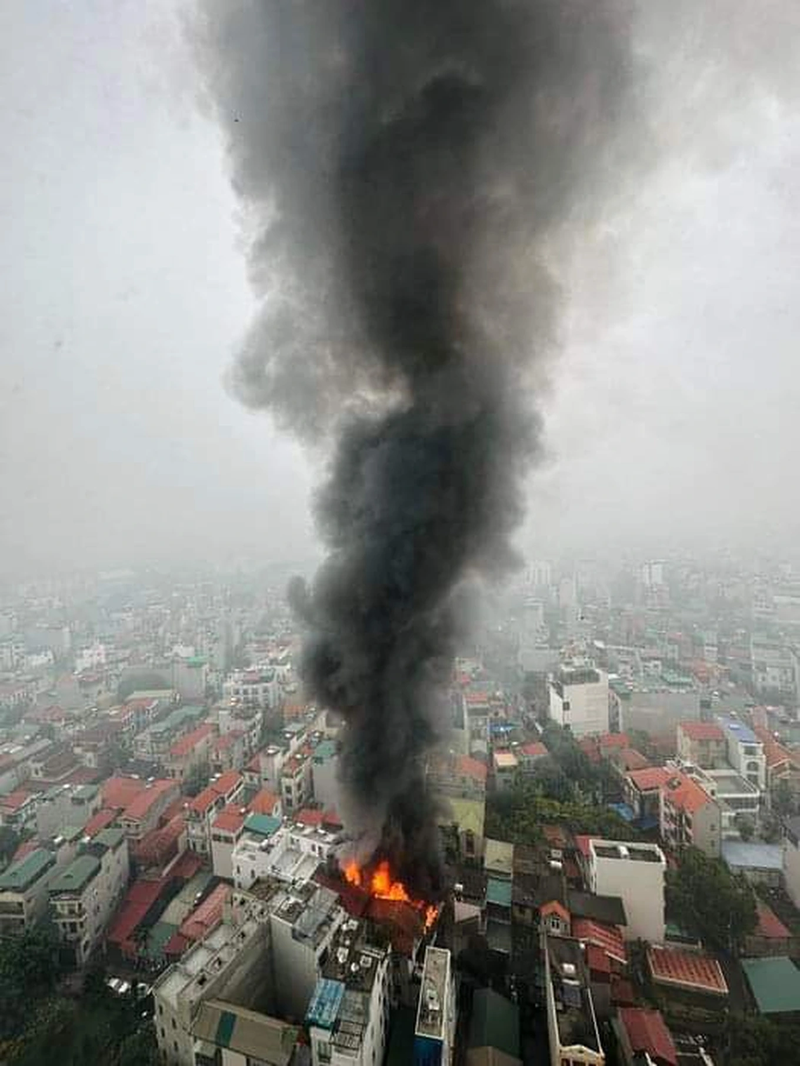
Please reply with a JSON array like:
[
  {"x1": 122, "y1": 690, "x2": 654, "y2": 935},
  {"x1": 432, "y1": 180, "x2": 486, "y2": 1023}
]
[
  {"x1": 211, "y1": 804, "x2": 246, "y2": 834},
  {"x1": 187, "y1": 784, "x2": 220, "y2": 816},
  {"x1": 187, "y1": 770, "x2": 244, "y2": 815},
  {"x1": 179, "y1": 883, "x2": 231, "y2": 941},
  {"x1": 456, "y1": 755, "x2": 488, "y2": 783},
  {"x1": 159, "y1": 797, "x2": 186, "y2": 825},
  {"x1": 573, "y1": 834, "x2": 593, "y2": 859},
  {"x1": 0, "y1": 789, "x2": 33, "y2": 812},
  {"x1": 572, "y1": 917, "x2": 627, "y2": 963},
  {"x1": 662, "y1": 771, "x2": 713, "y2": 815},
  {"x1": 121, "y1": 779, "x2": 175, "y2": 822},
  {"x1": 323, "y1": 808, "x2": 342, "y2": 830},
  {"x1": 647, "y1": 946, "x2": 728, "y2": 995},
  {"x1": 619, "y1": 1008, "x2": 677, "y2": 1066},
  {"x1": 755, "y1": 899, "x2": 791, "y2": 940},
  {"x1": 83, "y1": 808, "x2": 119, "y2": 837},
  {"x1": 164, "y1": 931, "x2": 190, "y2": 958},
  {"x1": 617, "y1": 748, "x2": 650, "y2": 772},
  {"x1": 296, "y1": 808, "x2": 325, "y2": 826},
  {"x1": 611, "y1": 976, "x2": 637, "y2": 1005},
  {"x1": 679, "y1": 721, "x2": 724, "y2": 742},
  {"x1": 212, "y1": 770, "x2": 243, "y2": 796},
  {"x1": 134, "y1": 815, "x2": 185, "y2": 865},
  {"x1": 599, "y1": 733, "x2": 630, "y2": 749},
  {"x1": 107, "y1": 879, "x2": 165, "y2": 949},
  {"x1": 248, "y1": 788, "x2": 279, "y2": 815},
  {"x1": 169, "y1": 723, "x2": 213, "y2": 758},
  {"x1": 520, "y1": 742, "x2": 547, "y2": 757},
  {"x1": 540, "y1": 900, "x2": 570, "y2": 923},
  {"x1": 586, "y1": 943, "x2": 612, "y2": 975},
  {"x1": 102, "y1": 775, "x2": 146, "y2": 810},
  {"x1": 754, "y1": 725, "x2": 800, "y2": 771},
  {"x1": 169, "y1": 850, "x2": 203, "y2": 880},
  {"x1": 626, "y1": 767, "x2": 672, "y2": 792}
]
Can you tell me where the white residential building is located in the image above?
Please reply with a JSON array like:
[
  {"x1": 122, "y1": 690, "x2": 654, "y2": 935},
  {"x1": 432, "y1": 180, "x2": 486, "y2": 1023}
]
[
  {"x1": 0, "y1": 848, "x2": 59, "y2": 936},
  {"x1": 587, "y1": 839, "x2": 666, "y2": 944},
  {"x1": 548, "y1": 662, "x2": 610, "y2": 737},
  {"x1": 311, "y1": 739, "x2": 340, "y2": 810},
  {"x1": 233, "y1": 820, "x2": 337, "y2": 891},
  {"x1": 543, "y1": 932, "x2": 604, "y2": 1066},
  {"x1": 414, "y1": 946, "x2": 456, "y2": 1066},
  {"x1": 223, "y1": 666, "x2": 281, "y2": 709},
  {"x1": 784, "y1": 815, "x2": 800, "y2": 910},
  {"x1": 49, "y1": 827, "x2": 129, "y2": 966},
  {"x1": 716, "y1": 716, "x2": 767, "y2": 791}
]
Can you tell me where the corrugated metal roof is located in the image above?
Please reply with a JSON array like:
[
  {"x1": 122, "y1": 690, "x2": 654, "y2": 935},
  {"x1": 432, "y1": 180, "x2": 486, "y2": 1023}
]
[
  {"x1": 306, "y1": 978, "x2": 345, "y2": 1030},
  {"x1": 721, "y1": 841, "x2": 783, "y2": 871},
  {"x1": 742, "y1": 956, "x2": 800, "y2": 1014},
  {"x1": 0, "y1": 848, "x2": 54, "y2": 892}
]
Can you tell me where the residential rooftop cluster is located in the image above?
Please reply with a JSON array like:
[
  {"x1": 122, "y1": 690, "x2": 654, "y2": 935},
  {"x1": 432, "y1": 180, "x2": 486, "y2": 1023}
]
[{"x1": 2, "y1": 556, "x2": 800, "y2": 1062}]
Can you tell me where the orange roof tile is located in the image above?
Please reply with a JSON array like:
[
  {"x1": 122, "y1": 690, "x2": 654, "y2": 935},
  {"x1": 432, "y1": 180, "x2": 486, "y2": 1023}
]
[
  {"x1": 169, "y1": 723, "x2": 213, "y2": 757},
  {"x1": 248, "y1": 788, "x2": 279, "y2": 815},
  {"x1": 212, "y1": 770, "x2": 243, "y2": 796},
  {"x1": 211, "y1": 804, "x2": 246, "y2": 834},
  {"x1": 647, "y1": 946, "x2": 728, "y2": 995},
  {"x1": 755, "y1": 899, "x2": 791, "y2": 940},
  {"x1": 457, "y1": 755, "x2": 488, "y2": 782},
  {"x1": 122, "y1": 779, "x2": 175, "y2": 822},
  {"x1": 663, "y1": 771, "x2": 713, "y2": 814},
  {"x1": 679, "y1": 721, "x2": 725, "y2": 742},
  {"x1": 179, "y1": 883, "x2": 231, "y2": 941},
  {"x1": 572, "y1": 917, "x2": 627, "y2": 963},
  {"x1": 619, "y1": 1008, "x2": 677, "y2": 1066},
  {"x1": 83, "y1": 808, "x2": 119, "y2": 837},
  {"x1": 626, "y1": 767, "x2": 672, "y2": 792},
  {"x1": 520, "y1": 742, "x2": 547, "y2": 757},
  {"x1": 102, "y1": 775, "x2": 146, "y2": 810}
]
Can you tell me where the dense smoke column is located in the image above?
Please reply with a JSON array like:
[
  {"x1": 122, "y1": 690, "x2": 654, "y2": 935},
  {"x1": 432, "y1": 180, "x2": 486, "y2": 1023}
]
[{"x1": 196, "y1": 2, "x2": 637, "y2": 896}]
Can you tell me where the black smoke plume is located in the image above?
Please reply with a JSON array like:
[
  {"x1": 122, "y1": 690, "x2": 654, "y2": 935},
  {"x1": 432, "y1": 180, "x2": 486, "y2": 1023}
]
[{"x1": 195, "y1": 1, "x2": 638, "y2": 897}]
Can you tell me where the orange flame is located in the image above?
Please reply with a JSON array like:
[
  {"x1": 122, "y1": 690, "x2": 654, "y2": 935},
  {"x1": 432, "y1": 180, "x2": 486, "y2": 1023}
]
[{"x1": 341, "y1": 859, "x2": 439, "y2": 930}]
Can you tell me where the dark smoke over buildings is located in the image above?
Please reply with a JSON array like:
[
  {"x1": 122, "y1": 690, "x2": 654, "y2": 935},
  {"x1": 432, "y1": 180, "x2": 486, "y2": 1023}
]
[{"x1": 196, "y1": 1, "x2": 639, "y2": 896}]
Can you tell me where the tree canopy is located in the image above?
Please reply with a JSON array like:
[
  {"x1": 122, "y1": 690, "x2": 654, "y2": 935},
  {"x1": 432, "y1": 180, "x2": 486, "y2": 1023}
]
[{"x1": 665, "y1": 846, "x2": 757, "y2": 950}]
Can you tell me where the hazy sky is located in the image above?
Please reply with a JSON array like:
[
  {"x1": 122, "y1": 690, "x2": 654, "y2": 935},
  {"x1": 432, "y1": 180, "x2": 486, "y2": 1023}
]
[{"x1": 2, "y1": 1, "x2": 799, "y2": 577}]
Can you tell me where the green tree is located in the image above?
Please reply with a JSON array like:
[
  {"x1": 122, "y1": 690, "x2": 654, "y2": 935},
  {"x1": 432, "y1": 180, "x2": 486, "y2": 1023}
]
[
  {"x1": 735, "y1": 812, "x2": 756, "y2": 841},
  {"x1": 182, "y1": 759, "x2": 211, "y2": 798},
  {"x1": 117, "y1": 1021, "x2": 159, "y2": 1066},
  {"x1": 772, "y1": 778, "x2": 795, "y2": 818},
  {"x1": 0, "y1": 924, "x2": 63, "y2": 1040},
  {"x1": 726, "y1": 1015, "x2": 800, "y2": 1066},
  {"x1": 117, "y1": 670, "x2": 169, "y2": 702},
  {"x1": 0, "y1": 825, "x2": 20, "y2": 866},
  {"x1": 666, "y1": 846, "x2": 757, "y2": 951}
]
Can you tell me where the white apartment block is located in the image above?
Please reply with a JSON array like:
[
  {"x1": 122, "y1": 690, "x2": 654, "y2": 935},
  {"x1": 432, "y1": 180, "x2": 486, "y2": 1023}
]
[
  {"x1": 543, "y1": 931, "x2": 604, "y2": 1066},
  {"x1": 414, "y1": 947, "x2": 456, "y2": 1066},
  {"x1": 549, "y1": 662, "x2": 610, "y2": 737},
  {"x1": 49, "y1": 828, "x2": 129, "y2": 966},
  {"x1": 587, "y1": 839, "x2": 666, "y2": 944},
  {"x1": 223, "y1": 666, "x2": 281, "y2": 709},
  {"x1": 784, "y1": 815, "x2": 800, "y2": 910},
  {"x1": 716, "y1": 716, "x2": 767, "y2": 791},
  {"x1": 233, "y1": 820, "x2": 336, "y2": 891},
  {"x1": 0, "y1": 848, "x2": 59, "y2": 936}
]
